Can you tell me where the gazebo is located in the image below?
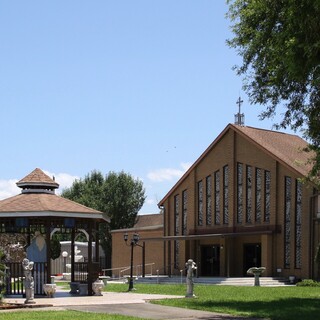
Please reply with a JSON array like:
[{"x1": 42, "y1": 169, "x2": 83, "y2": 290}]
[{"x1": 0, "y1": 168, "x2": 109, "y2": 296}]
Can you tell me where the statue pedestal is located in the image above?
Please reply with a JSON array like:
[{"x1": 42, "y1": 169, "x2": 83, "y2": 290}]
[
  {"x1": 78, "y1": 283, "x2": 88, "y2": 296},
  {"x1": 24, "y1": 290, "x2": 36, "y2": 305},
  {"x1": 69, "y1": 282, "x2": 80, "y2": 294},
  {"x1": 247, "y1": 267, "x2": 266, "y2": 286}
]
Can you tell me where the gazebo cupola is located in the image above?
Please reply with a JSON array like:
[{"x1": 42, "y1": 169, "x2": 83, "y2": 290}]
[{"x1": 16, "y1": 168, "x2": 59, "y2": 194}]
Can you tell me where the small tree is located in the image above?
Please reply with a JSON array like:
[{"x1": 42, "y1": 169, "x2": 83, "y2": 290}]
[{"x1": 61, "y1": 170, "x2": 146, "y2": 268}]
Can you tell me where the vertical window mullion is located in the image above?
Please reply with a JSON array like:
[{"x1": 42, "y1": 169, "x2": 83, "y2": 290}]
[
  {"x1": 284, "y1": 176, "x2": 291, "y2": 268},
  {"x1": 214, "y1": 170, "x2": 220, "y2": 224},
  {"x1": 182, "y1": 190, "x2": 187, "y2": 235},
  {"x1": 174, "y1": 195, "x2": 180, "y2": 269},
  {"x1": 264, "y1": 171, "x2": 271, "y2": 222},
  {"x1": 246, "y1": 165, "x2": 252, "y2": 223},
  {"x1": 237, "y1": 163, "x2": 243, "y2": 224},
  {"x1": 223, "y1": 165, "x2": 229, "y2": 224},
  {"x1": 295, "y1": 180, "x2": 302, "y2": 269},
  {"x1": 206, "y1": 176, "x2": 212, "y2": 225},
  {"x1": 198, "y1": 181, "x2": 203, "y2": 226},
  {"x1": 255, "y1": 168, "x2": 262, "y2": 222}
]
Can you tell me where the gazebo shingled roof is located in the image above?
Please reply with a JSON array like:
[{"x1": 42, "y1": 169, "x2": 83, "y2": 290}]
[{"x1": 0, "y1": 168, "x2": 108, "y2": 221}]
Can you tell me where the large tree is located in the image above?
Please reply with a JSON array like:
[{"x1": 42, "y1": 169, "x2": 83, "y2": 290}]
[
  {"x1": 61, "y1": 170, "x2": 146, "y2": 266},
  {"x1": 227, "y1": 0, "x2": 320, "y2": 184}
]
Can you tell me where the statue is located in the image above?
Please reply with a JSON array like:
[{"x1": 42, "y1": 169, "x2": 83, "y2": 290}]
[
  {"x1": 185, "y1": 259, "x2": 197, "y2": 298},
  {"x1": 22, "y1": 258, "x2": 36, "y2": 304}
]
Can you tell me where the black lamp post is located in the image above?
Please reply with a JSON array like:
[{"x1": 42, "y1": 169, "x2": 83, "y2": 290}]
[{"x1": 124, "y1": 232, "x2": 140, "y2": 291}]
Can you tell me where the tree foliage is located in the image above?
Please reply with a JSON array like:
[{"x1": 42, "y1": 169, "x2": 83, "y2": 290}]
[
  {"x1": 50, "y1": 235, "x2": 61, "y2": 260},
  {"x1": 227, "y1": 0, "x2": 320, "y2": 184},
  {"x1": 61, "y1": 170, "x2": 146, "y2": 257}
]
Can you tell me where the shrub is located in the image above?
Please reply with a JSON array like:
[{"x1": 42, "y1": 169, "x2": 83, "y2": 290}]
[
  {"x1": 296, "y1": 279, "x2": 320, "y2": 287},
  {"x1": 0, "y1": 248, "x2": 7, "y2": 303}
]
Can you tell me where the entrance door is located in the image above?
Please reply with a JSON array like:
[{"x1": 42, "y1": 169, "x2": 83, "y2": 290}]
[
  {"x1": 243, "y1": 243, "x2": 261, "y2": 276},
  {"x1": 201, "y1": 245, "x2": 220, "y2": 276}
]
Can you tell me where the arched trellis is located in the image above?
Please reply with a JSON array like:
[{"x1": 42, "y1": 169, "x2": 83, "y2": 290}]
[{"x1": 50, "y1": 228, "x2": 90, "y2": 241}]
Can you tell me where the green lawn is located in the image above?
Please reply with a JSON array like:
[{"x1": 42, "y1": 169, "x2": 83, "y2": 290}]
[
  {"x1": 2, "y1": 311, "x2": 142, "y2": 320},
  {"x1": 14, "y1": 282, "x2": 320, "y2": 320},
  {"x1": 104, "y1": 283, "x2": 320, "y2": 320}
]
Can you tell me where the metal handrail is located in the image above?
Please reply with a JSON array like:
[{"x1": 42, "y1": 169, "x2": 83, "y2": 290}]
[
  {"x1": 102, "y1": 262, "x2": 155, "y2": 279},
  {"x1": 135, "y1": 262, "x2": 155, "y2": 277}
]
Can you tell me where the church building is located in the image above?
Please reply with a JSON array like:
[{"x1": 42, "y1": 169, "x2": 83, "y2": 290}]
[{"x1": 158, "y1": 123, "x2": 320, "y2": 280}]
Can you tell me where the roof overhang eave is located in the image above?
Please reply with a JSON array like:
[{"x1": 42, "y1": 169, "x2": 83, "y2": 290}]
[
  {"x1": 0, "y1": 211, "x2": 110, "y2": 222},
  {"x1": 140, "y1": 230, "x2": 273, "y2": 241}
]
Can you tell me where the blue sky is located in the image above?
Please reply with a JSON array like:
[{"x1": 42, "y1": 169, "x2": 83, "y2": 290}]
[{"x1": 0, "y1": 1, "x2": 295, "y2": 213}]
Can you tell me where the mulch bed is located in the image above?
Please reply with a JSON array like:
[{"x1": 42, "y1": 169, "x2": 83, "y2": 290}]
[{"x1": 0, "y1": 303, "x2": 53, "y2": 310}]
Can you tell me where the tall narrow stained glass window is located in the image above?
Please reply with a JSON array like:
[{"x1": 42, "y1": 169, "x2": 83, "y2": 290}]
[
  {"x1": 198, "y1": 181, "x2": 203, "y2": 226},
  {"x1": 182, "y1": 190, "x2": 187, "y2": 235},
  {"x1": 246, "y1": 165, "x2": 252, "y2": 223},
  {"x1": 214, "y1": 170, "x2": 220, "y2": 224},
  {"x1": 223, "y1": 165, "x2": 229, "y2": 224},
  {"x1": 237, "y1": 163, "x2": 243, "y2": 223},
  {"x1": 206, "y1": 175, "x2": 212, "y2": 225},
  {"x1": 174, "y1": 195, "x2": 179, "y2": 235},
  {"x1": 255, "y1": 168, "x2": 262, "y2": 222},
  {"x1": 174, "y1": 195, "x2": 180, "y2": 268},
  {"x1": 295, "y1": 180, "x2": 302, "y2": 268},
  {"x1": 284, "y1": 176, "x2": 292, "y2": 268},
  {"x1": 264, "y1": 171, "x2": 271, "y2": 222}
]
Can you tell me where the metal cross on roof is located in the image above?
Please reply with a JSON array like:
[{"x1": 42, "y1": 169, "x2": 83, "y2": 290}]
[
  {"x1": 236, "y1": 96, "x2": 243, "y2": 114},
  {"x1": 234, "y1": 96, "x2": 245, "y2": 126}
]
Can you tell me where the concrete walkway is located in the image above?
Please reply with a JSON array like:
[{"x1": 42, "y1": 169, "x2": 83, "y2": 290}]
[{"x1": 3, "y1": 290, "x2": 263, "y2": 320}]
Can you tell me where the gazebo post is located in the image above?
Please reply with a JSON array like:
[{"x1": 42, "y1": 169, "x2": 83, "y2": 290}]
[
  {"x1": 95, "y1": 222, "x2": 100, "y2": 264},
  {"x1": 71, "y1": 227, "x2": 75, "y2": 282},
  {"x1": 87, "y1": 220, "x2": 93, "y2": 296},
  {"x1": 46, "y1": 221, "x2": 52, "y2": 284}
]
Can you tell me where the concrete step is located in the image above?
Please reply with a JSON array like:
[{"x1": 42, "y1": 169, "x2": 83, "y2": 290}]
[{"x1": 136, "y1": 276, "x2": 289, "y2": 286}]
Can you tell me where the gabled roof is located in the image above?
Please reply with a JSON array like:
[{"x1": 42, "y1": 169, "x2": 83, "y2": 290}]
[
  {"x1": 234, "y1": 125, "x2": 312, "y2": 176},
  {"x1": 135, "y1": 213, "x2": 163, "y2": 228},
  {"x1": 111, "y1": 213, "x2": 163, "y2": 233},
  {"x1": 159, "y1": 123, "x2": 314, "y2": 206}
]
